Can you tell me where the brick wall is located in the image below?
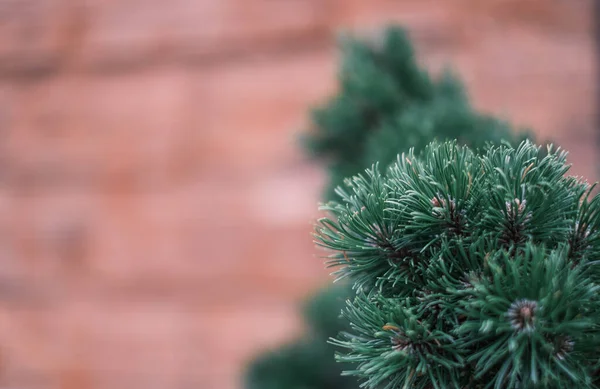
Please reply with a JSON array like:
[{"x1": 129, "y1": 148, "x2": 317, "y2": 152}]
[{"x1": 0, "y1": 1, "x2": 596, "y2": 389}]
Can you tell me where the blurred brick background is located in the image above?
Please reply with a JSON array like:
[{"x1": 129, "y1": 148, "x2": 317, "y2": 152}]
[{"x1": 0, "y1": 1, "x2": 597, "y2": 389}]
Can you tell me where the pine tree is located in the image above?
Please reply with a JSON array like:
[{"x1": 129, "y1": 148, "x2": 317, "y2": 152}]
[
  {"x1": 302, "y1": 26, "x2": 532, "y2": 201},
  {"x1": 245, "y1": 25, "x2": 534, "y2": 389},
  {"x1": 315, "y1": 141, "x2": 600, "y2": 388},
  {"x1": 244, "y1": 284, "x2": 356, "y2": 389}
]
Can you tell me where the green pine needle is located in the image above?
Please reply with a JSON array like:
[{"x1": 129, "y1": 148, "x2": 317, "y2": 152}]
[{"x1": 316, "y1": 141, "x2": 600, "y2": 389}]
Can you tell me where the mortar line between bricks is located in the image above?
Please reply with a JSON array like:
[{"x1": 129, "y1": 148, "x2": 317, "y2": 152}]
[{"x1": 0, "y1": 30, "x2": 333, "y2": 83}]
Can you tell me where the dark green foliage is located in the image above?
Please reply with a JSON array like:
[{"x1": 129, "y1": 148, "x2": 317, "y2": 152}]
[
  {"x1": 315, "y1": 141, "x2": 600, "y2": 388},
  {"x1": 247, "y1": 24, "x2": 537, "y2": 389},
  {"x1": 303, "y1": 26, "x2": 532, "y2": 200},
  {"x1": 303, "y1": 283, "x2": 353, "y2": 340},
  {"x1": 244, "y1": 284, "x2": 357, "y2": 389},
  {"x1": 244, "y1": 340, "x2": 348, "y2": 389}
]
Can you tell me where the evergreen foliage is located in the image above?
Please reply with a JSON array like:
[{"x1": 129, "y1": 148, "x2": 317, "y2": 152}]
[
  {"x1": 246, "y1": 24, "x2": 536, "y2": 389},
  {"x1": 315, "y1": 141, "x2": 600, "y2": 388},
  {"x1": 303, "y1": 26, "x2": 531, "y2": 200},
  {"x1": 244, "y1": 284, "x2": 356, "y2": 389}
]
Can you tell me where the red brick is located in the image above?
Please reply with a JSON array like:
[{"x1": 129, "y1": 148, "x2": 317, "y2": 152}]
[
  {"x1": 67, "y1": 300, "x2": 195, "y2": 389},
  {"x1": 0, "y1": 0, "x2": 72, "y2": 76},
  {"x1": 7, "y1": 191, "x2": 97, "y2": 288},
  {"x1": 79, "y1": 0, "x2": 329, "y2": 69},
  {"x1": 0, "y1": 307, "x2": 65, "y2": 388},
  {"x1": 456, "y1": 28, "x2": 596, "y2": 143},
  {"x1": 0, "y1": 300, "x2": 203, "y2": 389},
  {"x1": 327, "y1": 0, "x2": 596, "y2": 176},
  {"x1": 0, "y1": 295, "x2": 306, "y2": 389},
  {"x1": 199, "y1": 302, "x2": 304, "y2": 389},
  {"x1": 330, "y1": 0, "x2": 592, "y2": 36},
  {"x1": 464, "y1": 0, "x2": 593, "y2": 34},
  {"x1": 0, "y1": 2, "x2": 598, "y2": 389},
  {"x1": 194, "y1": 50, "x2": 336, "y2": 175},
  {"x1": 6, "y1": 175, "x2": 325, "y2": 292},
  {"x1": 5, "y1": 69, "x2": 192, "y2": 192},
  {"x1": 328, "y1": 0, "x2": 465, "y2": 48}
]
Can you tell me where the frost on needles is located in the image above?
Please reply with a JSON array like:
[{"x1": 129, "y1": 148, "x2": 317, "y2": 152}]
[{"x1": 315, "y1": 141, "x2": 600, "y2": 389}]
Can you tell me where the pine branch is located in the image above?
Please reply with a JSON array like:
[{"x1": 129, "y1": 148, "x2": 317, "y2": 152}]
[{"x1": 316, "y1": 141, "x2": 600, "y2": 388}]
